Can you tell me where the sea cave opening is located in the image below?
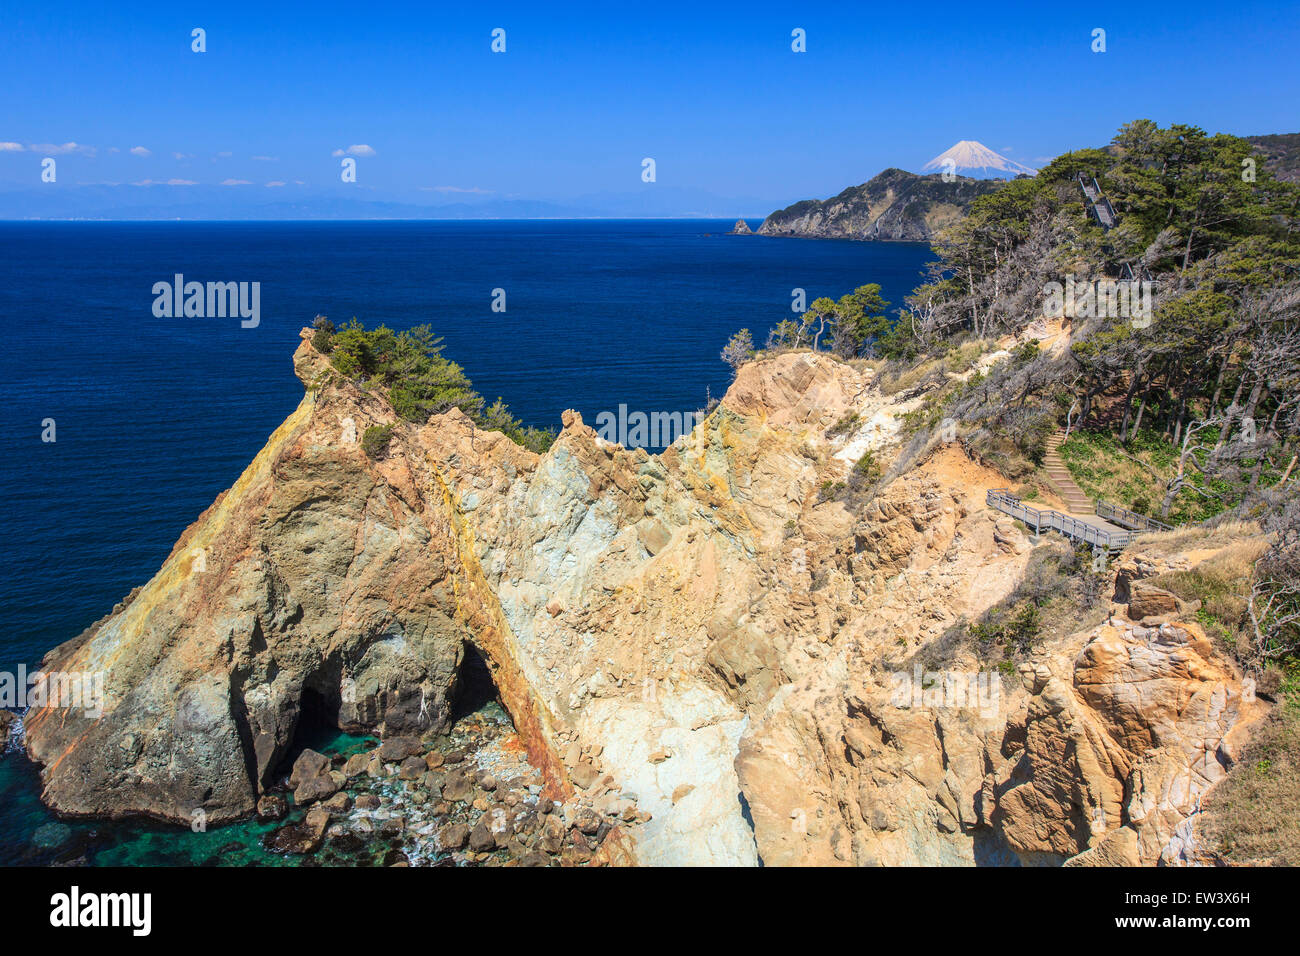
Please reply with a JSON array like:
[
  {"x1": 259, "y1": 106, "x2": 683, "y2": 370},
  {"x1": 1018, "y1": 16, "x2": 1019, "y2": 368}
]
[
  {"x1": 276, "y1": 685, "x2": 343, "y2": 777},
  {"x1": 449, "y1": 641, "x2": 501, "y2": 724}
]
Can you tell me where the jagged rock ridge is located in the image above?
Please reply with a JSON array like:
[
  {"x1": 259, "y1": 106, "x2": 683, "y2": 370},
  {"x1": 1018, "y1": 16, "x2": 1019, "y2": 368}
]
[{"x1": 23, "y1": 330, "x2": 1263, "y2": 866}]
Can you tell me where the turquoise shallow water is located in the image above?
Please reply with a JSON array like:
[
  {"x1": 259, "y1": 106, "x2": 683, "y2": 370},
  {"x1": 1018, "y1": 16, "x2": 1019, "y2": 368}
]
[{"x1": 1, "y1": 726, "x2": 377, "y2": 867}]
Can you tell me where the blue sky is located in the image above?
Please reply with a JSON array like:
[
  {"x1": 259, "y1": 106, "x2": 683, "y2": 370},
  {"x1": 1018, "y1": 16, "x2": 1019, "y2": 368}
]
[{"x1": 1, "y1": 0, "x2": 1297, "y2": 214}]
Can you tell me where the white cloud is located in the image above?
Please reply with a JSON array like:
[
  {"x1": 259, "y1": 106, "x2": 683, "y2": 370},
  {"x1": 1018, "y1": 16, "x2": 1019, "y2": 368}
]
[
  {"x1": 420, "y1": 185, "x2": 493, "y2": 194},
  {"x1": 265, "y1": 180, "x2": 286, "y2": 187},
  {"x1": 217, "y1": 151, "x2": 233, "y2": 158},
  {"x1": 221, "y1": 178, "x2": 253, "y2": 185},
  {"x1": 131, "y1": 178, "x2": 197, "y2": 186},
  {"x1": 251, "y1": 155, "x2": 278, "y2": 161},
  {"x1": 130, "y1": 146, "x2": 151, "y2": 157},
  {"x1": 0, "y1": 142, "x2": 24, "y2": 152},
  {"x1": 172, "y1": 151, "x2": 194, "y2": 160},
  {"x1": 333, "y1": 144, "x2": 375, "y2": 157},
  {"x1": 32, "y1": 142, "x2": 95, "y2": 156}
]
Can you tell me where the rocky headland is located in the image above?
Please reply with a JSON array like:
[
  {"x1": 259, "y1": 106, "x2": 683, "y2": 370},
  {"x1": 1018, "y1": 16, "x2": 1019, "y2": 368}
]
[
  {"x1": 21, "y1": 326, "x2": 1267, "y2": 865},
  {"x1": 758, "y1": 168, "x2": 1005, "y2": 241}
]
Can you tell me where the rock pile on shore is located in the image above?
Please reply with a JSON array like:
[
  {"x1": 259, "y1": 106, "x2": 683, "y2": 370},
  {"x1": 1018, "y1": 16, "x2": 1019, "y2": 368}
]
[{"x1": 262, "y1": 706, "x2": 646, "y2": 866}]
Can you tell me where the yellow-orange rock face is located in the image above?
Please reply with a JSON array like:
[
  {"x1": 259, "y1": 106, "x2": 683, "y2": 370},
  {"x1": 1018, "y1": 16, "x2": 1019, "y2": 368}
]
[{"x1": 23, "y1": 341, "x2": 1264, "y2": 866}]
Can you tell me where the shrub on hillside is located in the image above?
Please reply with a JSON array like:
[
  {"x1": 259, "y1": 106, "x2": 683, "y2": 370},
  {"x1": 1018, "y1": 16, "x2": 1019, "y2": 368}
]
[
  {"x1": 311, "y1": 315, "x2": 335, "y2": 354},
  {"x1": 361, "y1": 424, "x2": 394, "y2": 460}
]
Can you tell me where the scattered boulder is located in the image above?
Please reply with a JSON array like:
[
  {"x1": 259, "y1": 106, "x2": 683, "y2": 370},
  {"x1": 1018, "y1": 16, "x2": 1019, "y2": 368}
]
[
  {"x1": 562, "y1": 843, "x2": 593, "y2": 865},
  {"x1": 264, "y1": 808, "x2": 331, "y2": 854},
  {"x1": 439, "y1": 823, "x2": 470, "y2": 850},
  {"x1": 289, "y1": 749, "x2": 344, "y2": 805},
  {"x1": 573, "y1": 807, "x2": 602, "y2": 835},
  {"x1": 330, "y1": 831, "x2": 365, "y2": 854},
  {"x1": 1126, "y1": 582, "x2": 1181, "y2": 622},
  {"x1": 288, "y1": 749, "x2": 329, "y2": 788},
  {"x1": 442, "y1": 771, "x2": 474, "y2": 802},
  {"x1": 342, "y1": 752, "x2": 371, "y2": 778},
  {"x1": 321, "y1": 791, "x2": 352, "y2": 813},
  {"x1": 485, "y1": 807, "x2": 512, "y2": 846},
  {"x1": 468, "y1": 819, "x2": 497, "y2": 853},
  {"x1": 378, "y1": 737, "x2": 424, "y2": 762},
  {"x1": 294, "y1": 769, "x2": 344, "y2": 806},
  {"x1": 570, "y1": 760, "x2": 600, "y2": 789},
  {"x1": 256, "y1": 794, "x2": 288, "y2": 821},
  {"x1": 539, "y1": 816, "x2": 566, "y2": 853}
]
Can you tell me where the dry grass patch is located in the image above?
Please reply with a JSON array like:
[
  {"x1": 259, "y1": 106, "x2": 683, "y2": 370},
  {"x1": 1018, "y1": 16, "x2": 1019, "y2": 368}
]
[
  {"x1": 1135, "y1": 519, "x2": 1264, "y2": 558},
  {"x1": 1202, "y1": 696, "x2": 1300, "y2": 866},
  {"x1": 876, "y1": 356, "x2": 948, "y2": 397},
  {"x1": 1149, "y1": 539, "x2": 1269, "y2": 656}
]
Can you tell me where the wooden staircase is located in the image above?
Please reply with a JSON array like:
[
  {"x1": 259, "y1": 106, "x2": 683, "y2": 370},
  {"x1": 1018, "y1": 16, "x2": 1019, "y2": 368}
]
[
  {"x1": 1076, "y1": 173, "x2": 1151, "y2": 284},
  {"x1": 1043, "y1": 430, "x2": 1093, "y2": 514}
]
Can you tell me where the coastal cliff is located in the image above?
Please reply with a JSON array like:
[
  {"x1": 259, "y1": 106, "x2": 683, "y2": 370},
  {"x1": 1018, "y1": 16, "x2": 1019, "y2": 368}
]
[
  {"x1": 23, "y1": 328, "x2": 1266, "y2": 865},
  {"x1": 758, "y1": 168, "x2": 1005, "y2": 241}
]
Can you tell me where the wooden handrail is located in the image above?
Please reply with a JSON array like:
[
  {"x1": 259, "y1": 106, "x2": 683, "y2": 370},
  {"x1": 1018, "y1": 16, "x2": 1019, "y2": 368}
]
[
  {"x1": 1096, "y1": 499, "x2": 1173, "y2": 533},
  {"x1": 986, "y1": 489, "x2": 1138, "y2": 550}
]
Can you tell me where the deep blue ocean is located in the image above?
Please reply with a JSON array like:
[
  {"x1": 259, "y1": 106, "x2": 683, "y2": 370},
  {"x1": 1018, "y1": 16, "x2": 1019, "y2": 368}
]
[{"x1": 0, "y1": 219, "x2": 933, "y2": 863}]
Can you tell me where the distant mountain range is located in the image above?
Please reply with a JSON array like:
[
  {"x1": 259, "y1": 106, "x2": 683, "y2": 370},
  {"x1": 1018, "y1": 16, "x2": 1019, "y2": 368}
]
[
  {"x1": 0, "y1": 183, "x2": 786, "y2": 221},
  {"x1": 9, "y1": 135, "x2": 1291, "y2": 224}
]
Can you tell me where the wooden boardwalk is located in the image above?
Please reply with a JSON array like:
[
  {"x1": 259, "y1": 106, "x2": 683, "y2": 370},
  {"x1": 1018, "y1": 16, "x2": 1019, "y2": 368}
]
[
  {"x1": 988, "y1": 429, "x2": 1173, "y2": 550},
  {"x1": 986, "y1": 489, "x2": 1138, "y2": 551}
]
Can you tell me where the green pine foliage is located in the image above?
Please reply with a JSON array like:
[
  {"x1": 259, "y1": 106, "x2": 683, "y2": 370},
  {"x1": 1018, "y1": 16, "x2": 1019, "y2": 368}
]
[{"x1": 323, "y1": 319, "x2": 555, "y2": 453}]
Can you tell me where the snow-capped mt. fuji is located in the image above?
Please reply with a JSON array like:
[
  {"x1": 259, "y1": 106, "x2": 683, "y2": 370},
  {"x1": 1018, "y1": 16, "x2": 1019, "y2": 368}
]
[{"x1": 922, "y1": 140, "x2": 1037, "y2": 179}]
